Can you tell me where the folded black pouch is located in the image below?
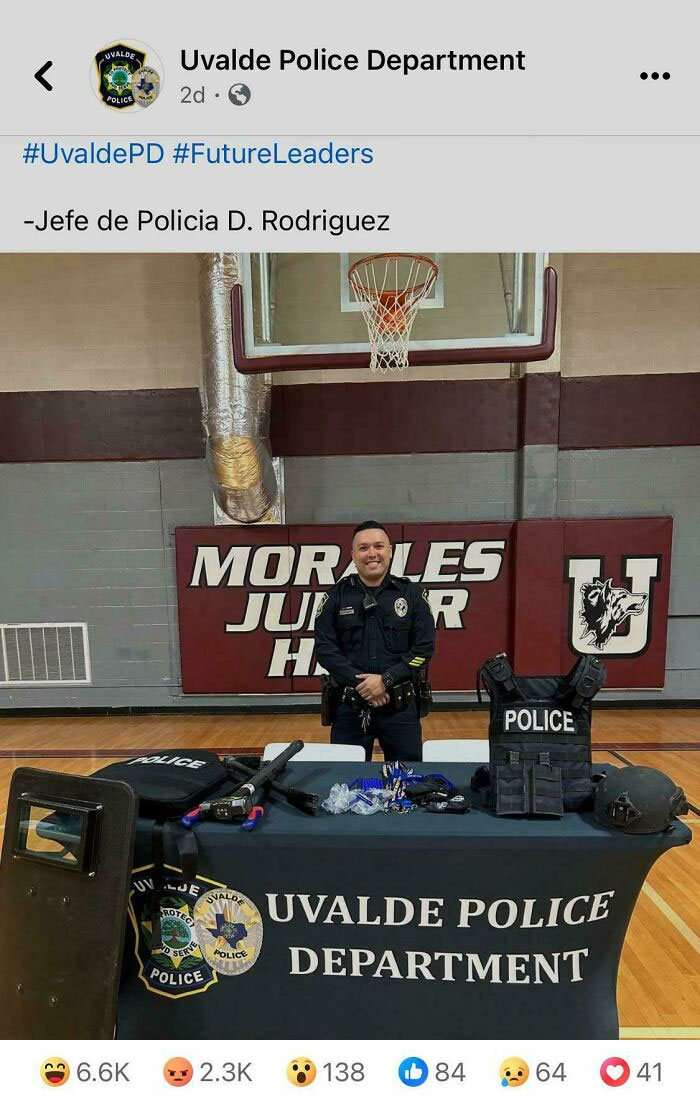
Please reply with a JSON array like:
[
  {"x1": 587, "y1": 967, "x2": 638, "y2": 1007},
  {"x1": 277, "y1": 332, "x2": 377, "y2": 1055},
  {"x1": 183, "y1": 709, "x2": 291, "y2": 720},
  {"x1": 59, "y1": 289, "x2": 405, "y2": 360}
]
[{"x1": 404, "y1": 776, "x2": 471, "y2": 813}]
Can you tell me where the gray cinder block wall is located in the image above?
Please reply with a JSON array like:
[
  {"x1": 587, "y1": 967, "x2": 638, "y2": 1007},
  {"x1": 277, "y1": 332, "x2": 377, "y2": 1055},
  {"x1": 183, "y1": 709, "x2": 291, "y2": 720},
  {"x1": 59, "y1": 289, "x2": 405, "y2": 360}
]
[{"x1": 0, "y1": 447, "x2": 698, "y2": 708}]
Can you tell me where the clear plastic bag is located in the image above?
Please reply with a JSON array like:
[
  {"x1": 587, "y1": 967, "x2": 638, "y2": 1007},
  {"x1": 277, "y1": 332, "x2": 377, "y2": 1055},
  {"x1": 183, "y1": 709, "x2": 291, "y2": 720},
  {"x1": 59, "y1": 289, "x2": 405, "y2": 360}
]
[
  {"x1": 321, "y1": 782, "x2": 392, "y2": 815},
  {"x1": 322, "y1": 782, "x2": 353, "y2": 814},
  {"x1": 350, "y1": 789, "x2": 390, "y2": 815}
]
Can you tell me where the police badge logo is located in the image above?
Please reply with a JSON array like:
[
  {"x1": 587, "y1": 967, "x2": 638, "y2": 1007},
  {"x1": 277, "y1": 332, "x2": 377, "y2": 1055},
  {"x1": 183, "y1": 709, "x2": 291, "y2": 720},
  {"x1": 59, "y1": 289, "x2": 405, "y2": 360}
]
[
  {"x1": 132, "y1": 66, "x2": 161, "y2": 108},
  {"x1": 95, "y1": 44, "x2": 145, "y2": 109},
  {"x1": 129, "y1": 866, "x2": 218, "y2": 999},
  {"x1": 394, "y1": 597, "x2": 408, "y2": 618},
  {"x1": 193, "y1": 888, "x2": 263, "y2": 976}
]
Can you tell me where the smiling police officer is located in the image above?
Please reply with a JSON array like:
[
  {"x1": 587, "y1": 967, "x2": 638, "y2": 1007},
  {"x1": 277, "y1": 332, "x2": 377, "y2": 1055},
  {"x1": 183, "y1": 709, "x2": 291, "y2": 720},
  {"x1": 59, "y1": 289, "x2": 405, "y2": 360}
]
[{"x1": 314, "y1": 521, "x2": 436, "y2": 761}]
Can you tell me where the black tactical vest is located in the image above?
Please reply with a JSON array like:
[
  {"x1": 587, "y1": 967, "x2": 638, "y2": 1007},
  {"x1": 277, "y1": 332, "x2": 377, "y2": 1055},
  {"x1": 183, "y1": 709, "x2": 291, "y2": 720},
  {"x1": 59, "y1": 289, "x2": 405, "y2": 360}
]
[{"x1": 477, "y1": 653, "x2": 606, "y2": 816}]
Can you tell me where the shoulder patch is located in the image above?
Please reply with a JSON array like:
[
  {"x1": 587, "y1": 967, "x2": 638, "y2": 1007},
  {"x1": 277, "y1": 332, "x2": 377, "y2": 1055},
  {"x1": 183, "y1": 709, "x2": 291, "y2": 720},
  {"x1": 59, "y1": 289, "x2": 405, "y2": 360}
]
[{"x1": 315, "y1": 592, "x2": 329, "y2": 619}]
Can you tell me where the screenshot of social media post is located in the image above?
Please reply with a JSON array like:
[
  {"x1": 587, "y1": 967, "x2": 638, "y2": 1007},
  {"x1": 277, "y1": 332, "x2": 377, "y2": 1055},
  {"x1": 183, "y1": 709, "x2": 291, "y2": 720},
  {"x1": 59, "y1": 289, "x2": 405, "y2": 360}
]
[{"x1": 0, "y1": 2, "x2": 697, "y2": 1095}]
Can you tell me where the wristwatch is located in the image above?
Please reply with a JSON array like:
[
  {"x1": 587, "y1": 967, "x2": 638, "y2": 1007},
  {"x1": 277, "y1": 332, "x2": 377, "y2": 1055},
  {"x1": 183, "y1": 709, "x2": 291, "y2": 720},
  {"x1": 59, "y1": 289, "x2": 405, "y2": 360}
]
[{"x1": 382, "y1": 671, "x2": 395, "y2": 689}]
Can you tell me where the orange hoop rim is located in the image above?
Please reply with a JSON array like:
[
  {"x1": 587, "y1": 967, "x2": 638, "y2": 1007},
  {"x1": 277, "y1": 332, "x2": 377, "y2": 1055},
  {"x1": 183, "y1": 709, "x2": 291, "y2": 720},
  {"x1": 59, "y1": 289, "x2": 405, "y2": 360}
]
[{"x1": 348, "y1": 253, "x2": 439, "y2": 298}]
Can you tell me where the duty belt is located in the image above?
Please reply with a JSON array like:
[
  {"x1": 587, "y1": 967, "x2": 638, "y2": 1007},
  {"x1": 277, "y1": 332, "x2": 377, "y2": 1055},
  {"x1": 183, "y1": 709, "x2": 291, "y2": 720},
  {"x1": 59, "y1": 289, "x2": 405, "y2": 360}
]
[
  {"x1": 343, "y1": 682, "x2": 414, "y2": 707},
  {"x1": 342, "y1": 681, "x2": 416, "y2": 728}
]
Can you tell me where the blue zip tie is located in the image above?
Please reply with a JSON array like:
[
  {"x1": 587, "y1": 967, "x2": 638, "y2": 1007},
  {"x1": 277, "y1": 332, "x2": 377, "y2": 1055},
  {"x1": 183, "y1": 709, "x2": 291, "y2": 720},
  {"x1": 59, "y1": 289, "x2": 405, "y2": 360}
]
[{"x1": 349, "y1": 777, "x2": 384, "y2": 791}]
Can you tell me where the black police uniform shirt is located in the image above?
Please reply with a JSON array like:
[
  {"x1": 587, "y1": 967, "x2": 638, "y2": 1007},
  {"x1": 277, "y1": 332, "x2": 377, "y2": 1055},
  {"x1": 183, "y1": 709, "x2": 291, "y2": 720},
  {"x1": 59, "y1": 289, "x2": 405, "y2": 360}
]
[{"x1": 313, "y1": 572, "x2": 435, "y2": 687}]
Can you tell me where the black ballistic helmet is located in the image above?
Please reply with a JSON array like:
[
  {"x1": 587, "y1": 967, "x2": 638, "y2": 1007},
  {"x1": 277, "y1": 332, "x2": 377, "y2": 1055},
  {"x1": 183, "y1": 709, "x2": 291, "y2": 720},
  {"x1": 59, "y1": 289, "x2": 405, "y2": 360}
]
[{"x1": 594, "y1": 766, "x2": 688, "y2": 834}]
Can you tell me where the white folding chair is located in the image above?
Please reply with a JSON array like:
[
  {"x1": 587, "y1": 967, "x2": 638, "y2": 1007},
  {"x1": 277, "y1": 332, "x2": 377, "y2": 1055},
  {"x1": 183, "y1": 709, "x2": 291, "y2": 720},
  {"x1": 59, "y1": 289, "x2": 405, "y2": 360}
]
[
  {"x1": 422, "y1": 739, "x2": 490, "y2": 763},
  {"x1": 262, "y1": 742, "x2": 366, "y2": 762}
]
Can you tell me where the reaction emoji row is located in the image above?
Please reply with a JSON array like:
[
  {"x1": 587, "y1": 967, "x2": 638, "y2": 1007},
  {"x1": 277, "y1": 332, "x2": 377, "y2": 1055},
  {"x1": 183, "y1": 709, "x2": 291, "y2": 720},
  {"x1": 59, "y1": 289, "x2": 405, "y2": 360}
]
[{"x1": 37, "y1": 1053, "x2": 638, "y2": 1088}]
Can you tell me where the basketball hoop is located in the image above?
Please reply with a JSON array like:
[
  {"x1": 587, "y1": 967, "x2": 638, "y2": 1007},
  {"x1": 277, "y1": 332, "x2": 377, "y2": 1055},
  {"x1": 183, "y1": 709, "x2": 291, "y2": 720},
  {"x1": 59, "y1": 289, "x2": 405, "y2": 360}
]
[{"x1": 348, "y1": 253, "x2": 439, "y2": 372}]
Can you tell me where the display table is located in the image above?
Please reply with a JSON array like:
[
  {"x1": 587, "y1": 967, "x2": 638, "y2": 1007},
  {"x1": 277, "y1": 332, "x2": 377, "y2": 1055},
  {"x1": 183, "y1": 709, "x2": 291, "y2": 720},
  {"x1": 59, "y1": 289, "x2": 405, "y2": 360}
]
[{"x1": 117, "y1": 762, "x2": 690, "y2": 1040}]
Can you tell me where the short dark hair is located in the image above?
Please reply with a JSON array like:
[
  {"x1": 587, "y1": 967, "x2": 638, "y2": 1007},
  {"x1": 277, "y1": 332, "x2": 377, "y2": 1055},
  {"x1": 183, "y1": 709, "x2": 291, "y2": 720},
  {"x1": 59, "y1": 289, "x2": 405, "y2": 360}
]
[{"x1": 352, "y1": 520, "x2": 391, "y2": 541}]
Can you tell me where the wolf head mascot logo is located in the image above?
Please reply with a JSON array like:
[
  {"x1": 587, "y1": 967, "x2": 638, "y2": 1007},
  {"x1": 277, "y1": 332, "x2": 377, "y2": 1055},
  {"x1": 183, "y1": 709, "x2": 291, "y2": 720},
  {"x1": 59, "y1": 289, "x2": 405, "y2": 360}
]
[
  {"x1": 568, "y1": 556, "x2": 661, "y2": 658},
  {"x1": 579, "y1": 577, "x2": 648, "y2": 649}
]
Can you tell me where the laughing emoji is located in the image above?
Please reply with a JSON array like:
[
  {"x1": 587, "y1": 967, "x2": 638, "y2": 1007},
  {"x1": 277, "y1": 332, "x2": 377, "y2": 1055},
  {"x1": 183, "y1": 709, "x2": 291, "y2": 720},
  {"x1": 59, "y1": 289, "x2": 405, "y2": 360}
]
[{"x1": 40, "y1": 1059, "x2": 70, "y2": 1086}]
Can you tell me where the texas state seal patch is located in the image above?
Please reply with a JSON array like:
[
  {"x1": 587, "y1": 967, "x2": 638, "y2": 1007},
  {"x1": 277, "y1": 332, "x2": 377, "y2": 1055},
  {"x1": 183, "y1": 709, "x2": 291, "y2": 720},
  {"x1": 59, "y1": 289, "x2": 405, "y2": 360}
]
[
  {"x1": 128, "y1": 865, "x2": 263, "y2": 999},
  {"x1": 193, "y1": 888, "x2": 263, "y2": 976}
]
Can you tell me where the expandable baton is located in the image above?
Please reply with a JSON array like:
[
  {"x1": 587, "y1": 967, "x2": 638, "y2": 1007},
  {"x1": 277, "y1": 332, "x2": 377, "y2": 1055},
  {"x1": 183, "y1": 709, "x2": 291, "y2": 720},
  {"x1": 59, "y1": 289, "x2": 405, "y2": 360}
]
[
  {"x1": 195, "y1": 740, "x2": 308, "y2": 824},
  {"x1": 234, "y1": 739, "x2": 305, "y2": 791},
  {"x1": 224, "y1": 751, "x2": 319, "y2": 815},
  {"x1": 183, "y1": 741, "x2": 317, "y2": 827}
]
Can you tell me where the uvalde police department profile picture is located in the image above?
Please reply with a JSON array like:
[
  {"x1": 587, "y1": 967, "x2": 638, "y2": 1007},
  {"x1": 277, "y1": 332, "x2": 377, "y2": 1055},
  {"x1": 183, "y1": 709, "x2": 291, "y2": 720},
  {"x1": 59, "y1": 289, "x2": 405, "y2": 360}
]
[{"x1": 91, "y1": 41, "x2": 163, "y2": 110}]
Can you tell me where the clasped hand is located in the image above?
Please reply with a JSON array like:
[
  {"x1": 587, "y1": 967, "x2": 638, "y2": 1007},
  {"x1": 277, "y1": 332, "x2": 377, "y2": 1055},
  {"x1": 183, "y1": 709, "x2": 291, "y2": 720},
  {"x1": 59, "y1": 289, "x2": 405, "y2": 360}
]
[{"x1": 355, "y1": 672, "x2": 390, "y2": 708}]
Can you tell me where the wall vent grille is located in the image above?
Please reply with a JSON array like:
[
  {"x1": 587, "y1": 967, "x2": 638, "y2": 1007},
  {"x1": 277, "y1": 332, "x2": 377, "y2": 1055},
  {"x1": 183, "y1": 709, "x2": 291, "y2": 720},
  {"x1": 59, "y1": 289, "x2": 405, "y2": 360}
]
[{"x1": 0, "y1": 624, "x2": 91, "y2": 686}]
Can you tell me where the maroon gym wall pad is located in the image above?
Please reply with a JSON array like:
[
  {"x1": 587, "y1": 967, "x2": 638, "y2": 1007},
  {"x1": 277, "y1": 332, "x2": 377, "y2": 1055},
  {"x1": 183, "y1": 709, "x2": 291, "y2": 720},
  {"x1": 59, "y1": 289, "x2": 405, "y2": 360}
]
[
  {"x1": 175, "y1": 517, "x2": 672, "y2": 694},
  {"x1": 4, "y1": 373, "x2": 700, "y2": 461}
]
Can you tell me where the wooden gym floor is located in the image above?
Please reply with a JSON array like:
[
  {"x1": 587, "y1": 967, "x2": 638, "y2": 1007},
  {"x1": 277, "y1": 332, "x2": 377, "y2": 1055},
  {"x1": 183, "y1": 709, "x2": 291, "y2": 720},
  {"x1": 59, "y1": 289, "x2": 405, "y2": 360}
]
[{"x1": 0, "y1": 708, "x2": 697, "y2": 1039}]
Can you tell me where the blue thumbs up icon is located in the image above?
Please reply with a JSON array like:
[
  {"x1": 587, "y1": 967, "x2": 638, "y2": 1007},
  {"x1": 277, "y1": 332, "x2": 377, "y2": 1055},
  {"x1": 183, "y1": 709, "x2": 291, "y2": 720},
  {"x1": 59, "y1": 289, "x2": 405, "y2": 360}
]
[{"x1": 398, "y1": 1058, "x2": 429, "y2": 1087}]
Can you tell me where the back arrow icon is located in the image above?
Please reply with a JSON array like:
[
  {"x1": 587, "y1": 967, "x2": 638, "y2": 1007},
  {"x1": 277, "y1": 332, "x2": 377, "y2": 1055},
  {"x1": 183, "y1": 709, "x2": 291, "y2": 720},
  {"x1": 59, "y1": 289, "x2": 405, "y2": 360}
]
[{"x1": 34, "y1": 61, "x2": 53, "y2": 91}]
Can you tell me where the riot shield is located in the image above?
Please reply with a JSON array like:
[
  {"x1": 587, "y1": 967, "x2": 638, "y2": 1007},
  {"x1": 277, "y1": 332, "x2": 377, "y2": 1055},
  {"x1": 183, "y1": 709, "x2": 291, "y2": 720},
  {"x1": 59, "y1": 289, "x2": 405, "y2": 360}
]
[{"x1": 0, "y1": 767, "x2": 137, "y2": 1039}]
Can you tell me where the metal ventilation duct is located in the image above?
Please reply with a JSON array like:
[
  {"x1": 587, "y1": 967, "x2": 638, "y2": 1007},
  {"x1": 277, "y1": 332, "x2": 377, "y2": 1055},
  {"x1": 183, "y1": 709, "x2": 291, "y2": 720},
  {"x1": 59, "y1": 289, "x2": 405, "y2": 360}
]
[{"x1": 198, "y1": 253, "x2": 278, "y2": 523}]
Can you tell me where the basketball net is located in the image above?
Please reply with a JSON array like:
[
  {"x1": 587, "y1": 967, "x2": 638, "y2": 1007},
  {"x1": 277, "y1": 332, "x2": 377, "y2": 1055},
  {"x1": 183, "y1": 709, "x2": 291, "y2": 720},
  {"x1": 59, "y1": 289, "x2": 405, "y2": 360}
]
[{"x1": 348, "y1": 254, "x2": 439, "y2": 372}]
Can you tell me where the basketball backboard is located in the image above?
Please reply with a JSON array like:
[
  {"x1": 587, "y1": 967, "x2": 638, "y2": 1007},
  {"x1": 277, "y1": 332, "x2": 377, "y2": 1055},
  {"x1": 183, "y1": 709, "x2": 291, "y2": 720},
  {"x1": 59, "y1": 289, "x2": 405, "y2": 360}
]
[{"x1": 231, "y1": 253, "x2": 556, "y2": 373}]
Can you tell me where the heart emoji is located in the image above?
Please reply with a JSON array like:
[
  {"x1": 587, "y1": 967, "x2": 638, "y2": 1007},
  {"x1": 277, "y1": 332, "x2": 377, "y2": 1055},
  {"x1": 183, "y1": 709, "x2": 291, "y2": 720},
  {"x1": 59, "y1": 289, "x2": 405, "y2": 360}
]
[{"x1": 600, "y1": 1058, "x2": 630, "y2": 1087}]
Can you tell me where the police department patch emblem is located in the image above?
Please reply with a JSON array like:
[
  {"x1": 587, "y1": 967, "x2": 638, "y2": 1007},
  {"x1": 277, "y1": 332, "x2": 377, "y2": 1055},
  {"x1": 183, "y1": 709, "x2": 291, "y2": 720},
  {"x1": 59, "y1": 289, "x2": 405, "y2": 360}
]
[
  {"x1": 95, "y1": 44, "x2": 145, "y2": 109},
  {"x1": 193, "y1": 888, "x2": 263, "y2": 976},
  {"x1": 129, "y1": 865, "x2": 240, "y2": 998},
  {"x1": 132, "y1": 66, "x2": 161, "y2": 107},
  {"x1": 394, "y1": 597, "x2": 408, "y2": 618}
]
